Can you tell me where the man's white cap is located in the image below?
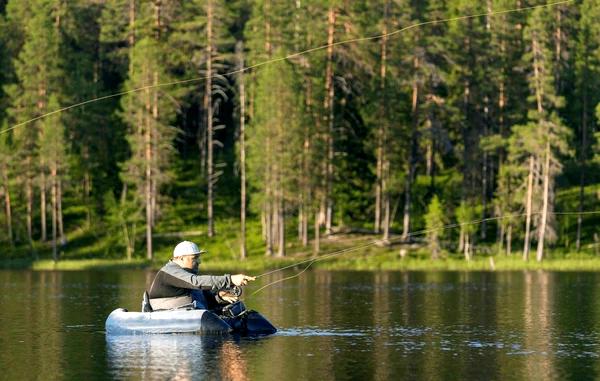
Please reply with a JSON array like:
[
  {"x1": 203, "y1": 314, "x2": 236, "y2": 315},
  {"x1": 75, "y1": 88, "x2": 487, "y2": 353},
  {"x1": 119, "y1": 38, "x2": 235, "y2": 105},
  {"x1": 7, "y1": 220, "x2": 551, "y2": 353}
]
[{"x1": 173, "y1": 241, "x2": 206, "y2": 257}]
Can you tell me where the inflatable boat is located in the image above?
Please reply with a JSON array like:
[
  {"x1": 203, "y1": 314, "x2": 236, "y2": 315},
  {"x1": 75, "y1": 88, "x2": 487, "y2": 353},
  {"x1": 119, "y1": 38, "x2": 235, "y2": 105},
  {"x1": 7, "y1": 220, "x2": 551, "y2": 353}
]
[{"x1": 105, "y1": 301, "x2": 277, "y2": 336}]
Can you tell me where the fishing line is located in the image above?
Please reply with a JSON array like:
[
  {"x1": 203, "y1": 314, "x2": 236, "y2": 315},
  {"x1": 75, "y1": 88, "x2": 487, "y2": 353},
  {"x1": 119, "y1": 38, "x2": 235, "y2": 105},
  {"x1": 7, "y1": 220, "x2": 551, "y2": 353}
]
[
  {"x1": 247, "y1": 209, "x2": 600, "y2": 297},
  {"x1": 0, "y1": 0, "x2": 572, "y2": 135}
]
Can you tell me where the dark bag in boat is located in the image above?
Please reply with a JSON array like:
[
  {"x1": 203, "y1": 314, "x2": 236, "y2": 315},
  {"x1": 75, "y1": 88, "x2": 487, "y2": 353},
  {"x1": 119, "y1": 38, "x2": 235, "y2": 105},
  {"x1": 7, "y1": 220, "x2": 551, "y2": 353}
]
[{"x1": 222, "y1": 301, "x2": 247, "y2": 318}]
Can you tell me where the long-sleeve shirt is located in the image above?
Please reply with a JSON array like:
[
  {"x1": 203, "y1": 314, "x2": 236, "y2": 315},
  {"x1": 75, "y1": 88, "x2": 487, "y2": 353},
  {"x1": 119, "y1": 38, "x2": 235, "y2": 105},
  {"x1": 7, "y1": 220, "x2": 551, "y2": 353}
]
[{"x1": 148, "y1": 260, "x2": 232, "y2": 299}]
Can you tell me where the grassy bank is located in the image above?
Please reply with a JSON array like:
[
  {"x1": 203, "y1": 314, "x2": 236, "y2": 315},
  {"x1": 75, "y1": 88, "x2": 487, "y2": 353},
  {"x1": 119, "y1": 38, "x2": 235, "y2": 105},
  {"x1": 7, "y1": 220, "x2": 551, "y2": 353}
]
[
  {"x1": 3, "y1": 231, "x2": 600, "y2": 272},
  {"x1": 1, "y1": 189, "x2": 600, "y2": 273}
]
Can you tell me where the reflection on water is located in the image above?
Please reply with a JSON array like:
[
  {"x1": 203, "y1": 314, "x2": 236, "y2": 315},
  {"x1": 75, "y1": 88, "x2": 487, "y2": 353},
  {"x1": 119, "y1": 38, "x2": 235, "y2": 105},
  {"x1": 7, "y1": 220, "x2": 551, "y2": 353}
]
[
  {"x1": 1, "y1": 269, "x2": 600, "y2": 380},
  {"x1": 107, "y1": 335, "x2": 249, "y2": 381}
]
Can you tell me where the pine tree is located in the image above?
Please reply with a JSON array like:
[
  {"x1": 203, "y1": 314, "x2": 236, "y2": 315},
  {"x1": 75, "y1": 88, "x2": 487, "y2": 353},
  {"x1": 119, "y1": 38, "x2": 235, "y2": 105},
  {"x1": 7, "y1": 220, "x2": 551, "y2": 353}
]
[
  {"x1": 511, "y1": 7, "x2": 571, "y2": 261},
  {"x1": 38, "y1": 95, "x2": 67, "y2": 260},
  {"x1": 172, "y1": 0, "x2": 233, "y2": 238},
  {"x1": 0, "y1": 126, "x2": 14, "y2": 246},
  {"x1": 573, "y1": 0, "x2": 600, "y2": 250},
  {"x1": 400, "y1": 0, "x2": 449, "y2": 241},
  {"x1": 363, "y1": 0, "x2": 413, "y2": 242},
  {"x1": 245, "y1": 0, "x2": 316, "y2": 255},
  {"x1": 487, "y1": 0, "x2": 530, "y2": 252},
  {"x1": 447, "y1": 0, "x2": 492, "y2": 238},
  {"x1": 120, "y1": 0, "x2": 178, "y2": 260},
  {"x1": 5, "y1": 0, "x2": 65, "y2": 251},
  {"x1": 247, "y1": 58, "x2": 302, "y2": 257}
]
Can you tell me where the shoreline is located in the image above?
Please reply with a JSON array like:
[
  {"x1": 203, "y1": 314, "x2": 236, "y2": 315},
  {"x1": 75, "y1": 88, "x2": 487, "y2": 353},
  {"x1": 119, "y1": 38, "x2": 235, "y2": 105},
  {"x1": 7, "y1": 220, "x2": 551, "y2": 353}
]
[{"x1": 3, "y1": 254, "x2": 600, "y2": 272}]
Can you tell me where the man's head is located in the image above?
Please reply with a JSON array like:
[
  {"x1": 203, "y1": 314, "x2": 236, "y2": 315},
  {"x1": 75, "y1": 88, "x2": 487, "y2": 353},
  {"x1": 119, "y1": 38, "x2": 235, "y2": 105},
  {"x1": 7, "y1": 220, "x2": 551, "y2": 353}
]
[{"x1": 172, "y1": 241, "x2": 206, "y2": 272}]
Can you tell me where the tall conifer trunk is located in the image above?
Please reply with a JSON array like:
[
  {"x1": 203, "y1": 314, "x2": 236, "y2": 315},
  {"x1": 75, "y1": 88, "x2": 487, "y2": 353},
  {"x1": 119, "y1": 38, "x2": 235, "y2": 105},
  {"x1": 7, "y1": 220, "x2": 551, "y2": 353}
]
[
  {"x1": 523, "y1": 155, "x2": 534, "y2": 260},
  {"x1": 576, "y1": 56, "x2": 589, "y2": 251},
  {"x1": 51, "y1": 166, "x2": 58, "y2": 261},
  {"x1": 506, "y1": 225, "x2": 512, "y2": 255},
  {"x1": 301, "y1": 65, "x2": 313, "y2": 247},
  {"x1": 378, "y1": 0, "x2": 390, "y2": 239},
  {"x1": 265, "y1": 201, "x2": 273, "y2": 256},
  {"x1": 236, "y1": 42, "x2": 247, "y2": 260},
  {"x1": 536, "y1": 142, "x2": 551, "y2": 261},
  {"x1": 205, "y1": 0, "x2": 215, "y2": 238},
  {"x1": 324, "y1": 7, "x2": 335, "y2": 236},
  {"x1": 313, "y1": 211, "x2": 320, "y2": 256},
  {"x1": 40, "y1": 172, "x2": 47, "y2": 241},
  {"x1": 26, "y1": 161, "x2": 33, "y2": 249},
  {"x1": 145, "y1": 81, "x2": 153, "y2": 259},
  {"x1": 151, "y1": 70, "x2": 159, "y2": 227},
  {"x1": 38, "y1": 83, "x2": 47, "y2": 242},
  {"x1": 402, "y1": 57, "x2": 419, "y2": 241},
  {"x1": 277, "y1": 204, "x2": 285, "y2": 257},
  {"x1": 2, "y1": 167, "x2": 12, "y2": 244},
  {"x1": 58, "y1": 179, "x2": 64, "y2": 245}
]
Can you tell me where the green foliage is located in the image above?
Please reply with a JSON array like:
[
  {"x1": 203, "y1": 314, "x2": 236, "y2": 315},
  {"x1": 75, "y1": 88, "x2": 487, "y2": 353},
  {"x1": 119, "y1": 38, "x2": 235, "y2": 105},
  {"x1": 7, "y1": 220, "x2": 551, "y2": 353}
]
[
  {"x1": 2, "y1": 0, "x2": 600, "y2": 265},
  {"x1": 103, "y1": 189, "x2": 142, "y2": 259},
  {"x1": 455, "y1": 201, "x2": 481, "y2": 236},
  {"x1": 424, "y1": 195, "x2": 446, "y2": 259},
  {"x1": 246, "y1": 58, "x2": 303, "y2": 212}
]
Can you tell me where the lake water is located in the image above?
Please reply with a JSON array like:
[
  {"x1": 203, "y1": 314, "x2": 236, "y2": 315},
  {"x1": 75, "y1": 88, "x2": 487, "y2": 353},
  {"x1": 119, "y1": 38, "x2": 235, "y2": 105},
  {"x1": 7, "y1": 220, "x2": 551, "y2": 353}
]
[{"x1": 1, "y1": 269, "x2": 599, "y2": 380}]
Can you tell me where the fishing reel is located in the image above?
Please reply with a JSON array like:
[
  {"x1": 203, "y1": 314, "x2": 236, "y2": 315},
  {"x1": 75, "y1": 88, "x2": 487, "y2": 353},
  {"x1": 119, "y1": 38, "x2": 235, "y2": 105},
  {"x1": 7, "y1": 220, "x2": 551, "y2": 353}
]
[
  {"x1": 217, "y1": 285, "x2": 243, "y2": 304},
  {"x1": 219, "y1": 286, "x2": 246, "y2": 318},
  {"x1": 223, "y1": 285, "x2": 242, "y2": 298}
]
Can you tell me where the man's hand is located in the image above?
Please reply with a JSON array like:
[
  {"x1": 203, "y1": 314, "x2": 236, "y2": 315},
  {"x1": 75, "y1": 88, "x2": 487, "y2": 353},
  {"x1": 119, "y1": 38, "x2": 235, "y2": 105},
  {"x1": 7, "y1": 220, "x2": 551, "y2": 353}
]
[
  {"x1": 231, "y1": 274, "x2": 256, "y2": 286},
  {"x1": 218, "y1": 290, "x2": 239, "y2": 304}
]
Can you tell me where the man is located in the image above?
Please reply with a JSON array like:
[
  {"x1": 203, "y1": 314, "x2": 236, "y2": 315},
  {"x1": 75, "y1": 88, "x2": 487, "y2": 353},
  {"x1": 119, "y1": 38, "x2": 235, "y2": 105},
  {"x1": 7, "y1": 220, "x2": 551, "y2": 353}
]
[{"x1": 144, "y1": 240, "x2": 255, "y2": 311}]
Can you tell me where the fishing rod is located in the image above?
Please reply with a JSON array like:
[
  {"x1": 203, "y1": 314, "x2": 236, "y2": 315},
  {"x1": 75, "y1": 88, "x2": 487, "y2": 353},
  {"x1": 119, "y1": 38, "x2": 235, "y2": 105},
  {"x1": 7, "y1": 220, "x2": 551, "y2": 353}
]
[
  {"x1": 0, "y1": 0, "x2": 573, "y2": 135},
  {"x1": 247, "y1": 210, "x2": 600, "y2": 297}
]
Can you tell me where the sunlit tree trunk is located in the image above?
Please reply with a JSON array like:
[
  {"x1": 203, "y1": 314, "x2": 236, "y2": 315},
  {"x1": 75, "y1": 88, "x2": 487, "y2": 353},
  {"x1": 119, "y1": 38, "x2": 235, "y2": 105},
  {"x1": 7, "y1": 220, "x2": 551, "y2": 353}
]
[
  {"x1": 145, "y1": 83, "x2": 153, "y2": 260},
  {"x1": 2, "y1": 166, "x2": 12, "y2": 244},
  {"x1": 205, "y1": 0, "x2": 215, "y2": 238},
  {"x1": 58, "y1": 179, "x2": 64, "y2": 245},
  {"x1": 313, "y1": 210, "x2": 320, "y2": 256},
  {"x1": 265, "y1": 201, "x2": 273, "y2": 256},
  {"x1": 402, "y1": 57, "x2": 419, "y2": 241},
  {"x1": 380, "y1": 0, "x2": 390, "y2": 242},
  {"x1": 51, "y1": 166, "x2": 58, "y2": 261},
  {"x1": 26, "y1": 161, "x2": 33, "y2": 248},
  {"x1": 236, "y1": 42, "x2": 247, "y2": 260},
  {"x1": 523, "y1": 155, "x2": 534, "y2": 261},
  {"x1": 151, "y1": 70, "x2": 159, "y2": 227},
  {"x1": 324, "y1": 7, "x2": 336, "y2": 236},
  {"x1": 38, "y1": 82, "x2": 47, "y2": 243},
  {"x1": 576, "y1": 57, "x2": 590, "y2": 251},
  {"x1": 83, "y1": 162, "x2": 91, "y2": 228},
  {"x1": 536, "y1": 142, "x2": 551, "y2": 262},
  {"x1": 277, "y1": 204, "x2": 285, "y2": 257},
  {"x1": 301, "y1": 76, "x2": 312, "y2": 247},
  {"x1": 506, "y1": 224, "x2": 512, "y2": 255},
  {"x1": 40, "y1": 172, "x2": 47, "y2": 241}
]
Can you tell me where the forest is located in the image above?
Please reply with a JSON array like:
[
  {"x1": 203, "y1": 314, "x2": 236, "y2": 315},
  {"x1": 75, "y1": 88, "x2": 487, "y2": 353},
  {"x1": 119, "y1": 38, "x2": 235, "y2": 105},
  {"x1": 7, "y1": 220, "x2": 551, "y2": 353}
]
[{"x1": 0, "y1": 0, "x2": 599, "y2": 266}]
